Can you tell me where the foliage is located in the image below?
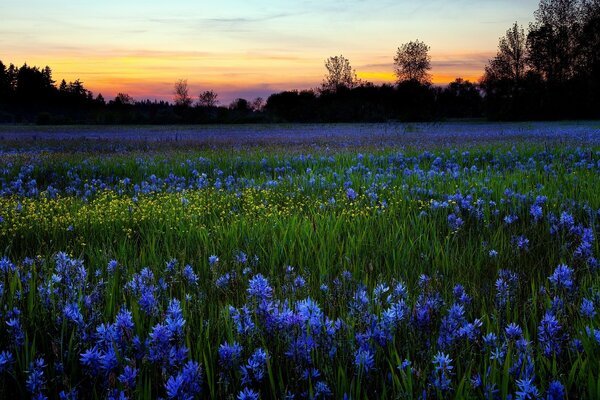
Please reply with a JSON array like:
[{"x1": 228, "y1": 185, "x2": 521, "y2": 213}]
[
  {"x1": 321, "y1": 55, "x2": 360, "y2": 92},
  {"x1": 0, "y1": 139, "x2": 600, "y2": 398},
  {"x1": 393, "y1": 40, "x2": 432, "y2": 85}
]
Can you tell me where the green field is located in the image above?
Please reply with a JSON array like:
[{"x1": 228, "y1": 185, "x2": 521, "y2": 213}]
[{"x1": 0, "y1": 132, "x2": 599, "y2": 398}]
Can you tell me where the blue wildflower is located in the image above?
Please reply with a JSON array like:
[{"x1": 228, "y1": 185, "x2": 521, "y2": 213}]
[
  {"x1": 538, "y1": 312, "x2": 563, "y2": 357},
  {"x1": 580, "y1": 298, "x2": 596, "y2": 318},
  {"x1": 505, "y1": 323, "x2": 523, "y2": 340},
  {"x1": 219, "y1": 341, "x2": 243, "y2": 370},
  {"x1": 182, "y1": 265, "x2": 198, "y2": 286},
  {"x1": 354, "y1": 348, "x2": 375, "y2": 374},
  {"x1": 546, "y1": 380, "x2": 565, "y2": 400},
  {"x1": 346, "y1": 188, "x2": 357, "y2": 201},
  {"x1": 238, "y1": 388, "x2": 260, "y2": 400},
  {"x1": 26, "y1": 358, "x2": 47, "y2": 397},
  {"x1": 107, "y1": 260, "x2": 118, "y2": 274},
  {"x1": 548, "y1": 264, "x2": 574, "y2": 293},
  {"x1": 530, "y1": 204, "x2": 543, "y2": 222},
  {"x1": 431, "y1": 352, "x2": 453, "y2": 392},
  {"x1": 118, "y1": 365, "x2": 138, "y2": 389},
  {"x1": 247, "y1": 274, "x2": 273, "y2": 301},
  {"x1": 314, "y1": 381, "x2": 333, "y2": 399},
  {"x1": 515, "y1": 377, "x2": 539, "y2": 399},
  {"x1": 448, "y1": 213, "x2": 464, "y2": 231},
  {"x1": 0, "y1": 350, "x2": 14, "y2": 373}
]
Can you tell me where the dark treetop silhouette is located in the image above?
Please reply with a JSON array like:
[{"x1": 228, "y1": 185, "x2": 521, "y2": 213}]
[{"x1": 0, "y1": 0, "x2": 598, "y2": 124}]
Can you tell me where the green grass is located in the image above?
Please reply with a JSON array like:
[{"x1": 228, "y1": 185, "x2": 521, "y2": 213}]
[{"x1": 0, "y1": 142, "x2": 599, "y2": 398}]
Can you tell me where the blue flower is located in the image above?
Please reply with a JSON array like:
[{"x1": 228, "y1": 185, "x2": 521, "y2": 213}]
[
  {"x1": 165, "y1": 374, "x2": 184, "y2": 399},
  {"x1": 166, "y1": 299, "x2": 186, "y2": 338},
  {"x1": 314, "y1": 381, "x2": 333, "y2": 399},
  {"x1": 354, "y1": 349, "x2": 375, "y2": 374},
  {"x1": 26, "y1": 358, "x2": 47, "y2": 396},
  {"x1": 515, "y1": 377, "x2": 539, "y2": 399},
  {"x1": 235, "y1": 251, "x2": 248, "y2": 264},
  {"x1": 513, "y1": 235, "x2": 530, "y2": 251},
  {"x1": 63, "y1": 302, "x2": 84, "y2": 327},
  {"x1": 219, "y1": 341, "x2": 243, "y2": 370},
  {"x1": 182, "y1": 265, "x2": 198, "y2": 286},
  {"x1": 0, "y1": 350, "x2": 14, "y2": 373},
  {"x1": 101, "y1": 347, "x2": 119, "y2": 373},
  {"x1": 80, "y1": 346, "x2": 102, "y2": 376},
  {"x1": 208, "y1": 255, "x2": 219, "y2": 266},
  {"x1": 538, "y1": 312, "x2": 563, "y2": 357},
  {"x1": 241, "y1": 348, "x2": 268, "y2": 385},
  {"x1": 247, "y1": 274, "x2": 273, "y2": 301},
  {"x1": 238, "y1": 387, "x2": 260, "y2": 400},
  {"x1": 448, "y1": 213, "x2": 464, "y2": 231},
  {"x1": 118, "y1": 366, "x2": 138, "y2": 389},
  {"x1": 431, "y1": 352, "x2": 453, "y2": 392},
  {"x1": 580, "y1": 298, "x2": 596, "y2": 318},
  {"x1": 530, "y1": 205, "x2": 543, "y2": 222},
  {"x1": 114, "y1": 308, "x2": 134, "y2": 342},
  {"x1": 548, "y1": 264, "x2": 574, "y2": 293},
  {"x1": 505, "y1": 323, "x2": 523, "y2": 340},
  {"x1": 107, "y1": 259, "x2": 118, "y2": 274},
  {"x1": 546, "y1": 380, "x2": 565, "y2": 400},
  {"x1": 346, "y1": 188, "x2": 357, "y2": 201}
]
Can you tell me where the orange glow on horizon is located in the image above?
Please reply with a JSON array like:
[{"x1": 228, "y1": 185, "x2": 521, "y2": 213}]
[{"x1": 6, "y1": 50, "x2": 488, "y2": 102}]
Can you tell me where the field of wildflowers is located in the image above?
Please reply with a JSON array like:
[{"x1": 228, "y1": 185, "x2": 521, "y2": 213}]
[{"x1": 0, "y1": 124, "x2": 600, "y2": 399}]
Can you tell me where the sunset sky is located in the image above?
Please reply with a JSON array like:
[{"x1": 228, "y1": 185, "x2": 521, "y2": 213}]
[{"x1": 1, "y1": 0, "x2": 539, "y2": 103}]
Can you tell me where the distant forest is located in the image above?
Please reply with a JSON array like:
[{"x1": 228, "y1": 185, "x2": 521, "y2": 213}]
[{"x1": 0, "y1": 0, "x2": 598, "y2": 124}]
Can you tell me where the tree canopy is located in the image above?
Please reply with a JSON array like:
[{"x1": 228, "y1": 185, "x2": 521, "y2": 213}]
[{"x1": 393, "y1": 40, "x2": 432, "y2": 85}]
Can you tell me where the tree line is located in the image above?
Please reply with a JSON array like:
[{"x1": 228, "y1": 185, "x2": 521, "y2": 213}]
[{"x1": 0, "y1": 0, "x2": 598, "y2": 124}]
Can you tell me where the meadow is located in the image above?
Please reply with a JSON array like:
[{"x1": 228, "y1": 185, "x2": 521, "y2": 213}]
[{"x1": 0, "y1": 123, "x2": 600, "y2": 399}]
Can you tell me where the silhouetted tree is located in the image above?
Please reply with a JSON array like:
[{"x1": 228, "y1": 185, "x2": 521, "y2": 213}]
[
  {"x1": 438, "y1": 78, "x2": 483, "y2": 118},
  {"x1": 113, "y1": 93, "x2": 134, "y2": 106},
  {"x1": 265, "y1": 90, "x2": 318, "y2": 122},
  {"x1": 321, "y1": 55, "x2": 359, "y2": 92},
  {"x1": 95, "y1": 93, "x2": 105, "y2": 105},
  {"x1": 527, "y1": 0, "x2": 581, "y2": 83},
  {"x1": 173, "y1": 79, "x2": 192, "y2": 107},
  {"x1": 393, "y1": 40, "x2": 432, "y2": 85},
  {"x1": 485, "y1": 23, "x2": 528, "y2": 83},
  {"x1": 0, "y1": 61, "x2": 12, "y2": 102},
  {"x1": 251, "y1": 97, "x2": 264, "y2": 112},
  {"x1": 198, "y1": 90, "x2": 218, "y2": 107}
]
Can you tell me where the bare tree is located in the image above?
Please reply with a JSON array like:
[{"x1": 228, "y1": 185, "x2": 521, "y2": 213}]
[
  {"x1": 321, "y1": 55, "x2": 359, "y2": 92},
  {"x1": 174, "y1": 79, "x2": 192, "y2": 107},
  {"x1": 198, "y1": 90, "x2": 219, "y2": 107},
  {"x1": 484, "y1": 22, "x2": 528, "y2": 83},
  {"x1": 393, "y1": 40, "x2": 432, "y2": 85}
]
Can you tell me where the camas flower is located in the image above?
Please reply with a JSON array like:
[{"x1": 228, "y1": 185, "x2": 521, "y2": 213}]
[
  {"x1": 247, "y1": 274, "x2": 273, "y2": 301},
  {"x1": 354, "y1": 348, "x2": 375, "y2": 374}
]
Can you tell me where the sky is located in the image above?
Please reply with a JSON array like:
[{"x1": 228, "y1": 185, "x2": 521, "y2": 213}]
[{"x1": 1, "y1": 0, "x2": 540, "y2": 104}]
